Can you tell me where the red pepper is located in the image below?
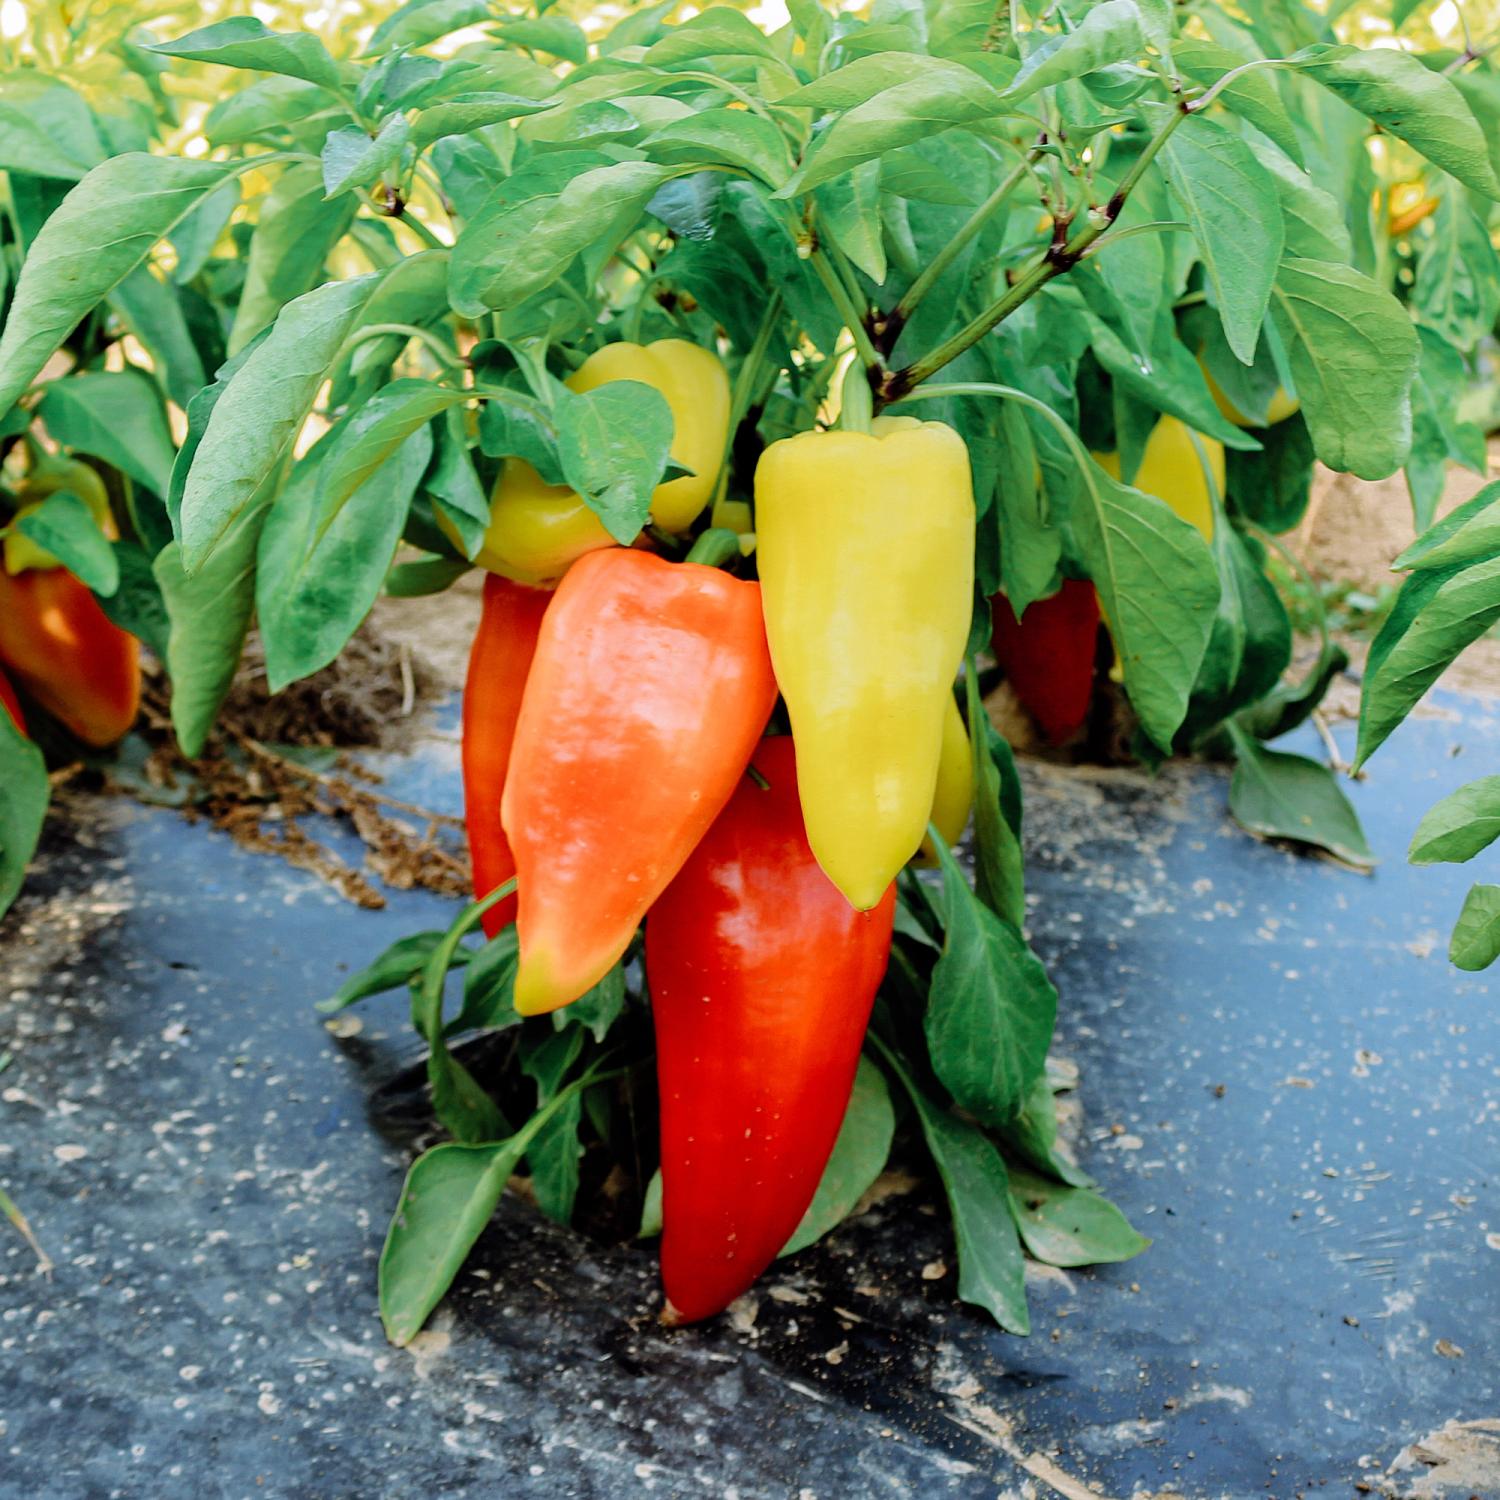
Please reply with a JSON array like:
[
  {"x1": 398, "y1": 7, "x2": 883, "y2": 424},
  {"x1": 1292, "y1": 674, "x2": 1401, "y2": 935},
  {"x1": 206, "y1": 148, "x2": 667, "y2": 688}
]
[
  {"x1": 462, "y1": 575, "x2": 551, "y2": 939},
  {"x1": 0, "y1": 662, "x2": 25, "y2": 734},
  {"x1": 646, "y1": 735, "x2": 896, "y2": 1324},
  {"x1": 990, "y1": 579, "x2": 1100, "y2": 746},
  {"x1": 502, "y1": 548, "x2": 777, "y2": 1015},
  {"x1": 0, "y1": 566, "x2": 139, "y2": 747}
]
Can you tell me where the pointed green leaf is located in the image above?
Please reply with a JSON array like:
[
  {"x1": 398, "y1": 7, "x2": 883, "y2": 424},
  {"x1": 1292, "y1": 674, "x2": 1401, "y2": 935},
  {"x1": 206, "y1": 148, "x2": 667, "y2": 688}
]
[
  {"x1": 1007, "y1": 1165, "x2": 1149, "y2": 1267},
  {"x1": 0, "y1": 709, "x2": 48, "y2": 920},
  {"x1": 1228, "y1": 733, "x2": 1374, "y2": 867},
  {"x1": 147, "y1": 18, "x2": 344, "y2": 92},
  {"x1": 782, "y1": 1058, "x2": 896, "y2": 1256},
  {"x1": 1449, "y1": 884, "x2": 1500, "y2": 971},
  {"x1": 1409, "y1": 777, "x2": 1500, "y2": 866},
  {"x1": 0, "y1": 153, "x2": 261, "y2": 415}
]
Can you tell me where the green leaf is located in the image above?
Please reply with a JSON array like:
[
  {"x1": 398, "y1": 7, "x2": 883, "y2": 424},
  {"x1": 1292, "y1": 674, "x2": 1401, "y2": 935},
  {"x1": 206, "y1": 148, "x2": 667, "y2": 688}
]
[
  {"x1": 1007, "y1": 1165, "x2": 1149, "y2": 1267},
  {"x1": 781, "y1": 1058, "x2": 895, "y2": 1256},
  {"x1": 1006, "y1": 0, "x2": 1143, "y2": 102},
  {"x1": 410, "y1": 92, "x2": 556, "y2": 150},
  {"x1": 230, "y1": 161, "x2": 360, "y2": 357},
  {"x1": 1449, "y1": 884, "x2": 1500, "y2": 971},
  {"x1": 966, "y1": 666, "x2": 1025, "y2": 928},
  {"x1": 179, "y1": 275, "x2": 380, "y2": 571},
  {"x1": 204, "y1": 76, "x2": 338, "y2": 148},
  {"x1": 1070, "y1": 458, "x2": 1220, "y2": 751},
  {"x1": 1412, "y1": 184, "x2": 1500, "y2": 349},
  {"x1": 0, "y1": 708, "x2": 48, "y2": 921},
  {"x1": 1407, "y1": 327, "x2": 1488, "y2": 532},
  {"x1": 497, "y1": 14, "x2": 589, "y2": 64},
  {"x1": 644, "y1": 109, "x2": 794, "y2": 188},
  {"x1": 1145, "y1": 105, "x2": 1283, "y2": 365},
  {"x1": 153, "y1": 500, "x2": 270, "y2": 759},
  {"x1": 815, "y1": 160, "x2": 886, "y2": 283},
  {"x1": 98, "y1": 542, "x2": 171, "y2": 660},
  {"x1": 322, "y1": 113, "x2": 411, "y2": 198},
  {"x1": 1172, "y1": 39, "x2": 1304, "y2": 167},
  {"x1": 0, "y1": 72, "x2": 105, "y2": 180},
  {"x1": 258, "y1": 422, "x2": 433, "y2": 692},
  {"x1": 367, "y1": 0, "x2": 492, "y2": 53},
  {"x1": 14, "y1": 492, "x2": 119, "y2": 596},
  {"x1": 1356, "y1": 555, "x2": 1500, "y2": 767},
  {"x1": 638, "y1": 1167, "x2": 664, "y2": 1238},
  {"x1": 1269, "y1": 258, "x2": 1419, "y2": 481},
  {"x1": 108, "y1": 264, "x2": 208, "y2": 409},
  {"x1": 380, "y1": 1140, "x2": 524, "y2": 1345},
  {"x1": 924, "y1": 835, "x2": 1056, "y2": 1129},
  {"x1": 447, "y1": 928, "x2": 521, "y2": 1036},
  {"x1": 318, "y1": 380, "x2": 467, "y2": 535},
  {"x1": 1235, "y1": 633, "x2": 1348, "y2": 744},
  {"x1": 1409, "y1": 777, "x2": 1500, "y2": 865},
  {"x1": 778, "y1": 62, "x2": 1010, "y2": 198},
  {"x1": 643, "y1": 7, "x2": 786, "y2": 68},
  {"x1": 1227, "y1": 731, "x2": 1374, "y2": 867},
  {"x1": 147, "y1": 18, "x2": 344, "y2": 93},
  {"x1": 555, "y1": 380, "x2": 677, "y2": 543},
  {"x1": 1224, "y1": 411, "x2": 1316, "y2": 534},
  {"x1": 449, "y1": 155, "x2": 672, "y2": 316},
  {"x1": 319, "y1": 930, "x2": 461, "y2": 1013},
  {"x1": 527, "y1": 1092, "x2": 584, "y2": 1225},
  {"x1": 895, "y1": 1059, "x2": 1030, "y2": 1334},
  {"x1": 424, "y1": 407, "x2": 490, "y2": 556},
  {"x1": 1000, "y1": 1073, "x2": 1094, "y2": 1189},
  {"x1": 0, "y1": 153, "x2": 258, "y2": 415},
  {"x1": 1293, "y1": 44, "x2": 1500, "y2": 202},
  {"x1": 556, "y1": 961, "x2": 626, "y2": 1043},
  {"x1": 38, "y1": 370, "x2": 175, "y2": 497},
  {"x1": 1258, "y1": 148, "x2": 1351, "y2": 262},
  {"x1": 1394, "y1": 479, "x2": 1500, "y2": 572}
]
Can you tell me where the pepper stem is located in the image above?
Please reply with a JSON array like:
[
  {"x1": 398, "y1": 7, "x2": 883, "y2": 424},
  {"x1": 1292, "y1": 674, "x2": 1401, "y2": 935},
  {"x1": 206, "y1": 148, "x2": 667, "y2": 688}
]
[
  {"x1": 838, "y1": 358, "x2": 874, "y2": 433},
  {"x1": 683, "y1": 527, "x2": 741, "y2": 569}
]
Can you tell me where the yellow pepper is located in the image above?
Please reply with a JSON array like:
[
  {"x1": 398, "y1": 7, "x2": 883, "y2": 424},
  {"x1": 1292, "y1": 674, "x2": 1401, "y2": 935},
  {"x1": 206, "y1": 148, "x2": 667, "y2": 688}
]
[
  {"x1": 755, "y1": 416, "x2": 975, "y2": 910},
  {"x1": 1096, "y1": 414, "x2": 1224, "y2": 542},
  {"x1": 1200, "y1": 361, "x2": 1299, "y2": 429},
  {"x1": 462, "y1": 339, "x2": 730, "y2": 587},
  {"x1": 1385, "y1": 179, "x2": 1438, "y2": 238},
  {"x1": 916, "y1": 694, "x2": 974, "y2": 865},
  {"x1": 3, "y1": 457, "x2": 116, "y2": 575}
]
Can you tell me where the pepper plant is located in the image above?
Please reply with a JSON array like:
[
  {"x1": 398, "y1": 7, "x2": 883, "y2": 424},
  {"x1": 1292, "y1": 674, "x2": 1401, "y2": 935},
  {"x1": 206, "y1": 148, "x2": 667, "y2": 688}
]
[{"x1": 1, "y1": 0, "x2": 1498, "y2": 1334}]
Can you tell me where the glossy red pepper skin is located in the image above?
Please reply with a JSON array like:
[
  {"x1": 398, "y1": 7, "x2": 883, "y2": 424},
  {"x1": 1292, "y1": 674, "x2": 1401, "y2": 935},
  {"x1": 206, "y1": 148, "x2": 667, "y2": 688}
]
[
  {"x1": 502, "y1": 548, "x2": 777, "y2": 1016},
  {"x1": 991, "y1": 579, "x2": 1100, "y2": 746},
  {"x1": 0, "y1": 662, "x2": 25, "y2": 734},
  {"x1": 646, "y1": 735, "x2": 896, "y2": 1325},
  {"x1": 0, "y1": 566, "x2": 139, "y2": 747},
  {"x1": 462, "y1": 575, "x2": 551, "y2": 939}
]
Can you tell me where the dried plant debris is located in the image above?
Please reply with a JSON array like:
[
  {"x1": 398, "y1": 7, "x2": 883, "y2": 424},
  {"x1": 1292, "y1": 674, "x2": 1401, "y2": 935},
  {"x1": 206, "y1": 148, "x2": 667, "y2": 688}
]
[{"x1": 76, "y1": 622, "x2": 469, "y2": 908}]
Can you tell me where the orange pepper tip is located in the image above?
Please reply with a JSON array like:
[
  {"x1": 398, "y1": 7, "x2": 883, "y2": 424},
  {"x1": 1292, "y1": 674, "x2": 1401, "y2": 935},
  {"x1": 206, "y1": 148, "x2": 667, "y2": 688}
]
[{"x1": 511, "y1": 950, "x2": 578, "y2": 1017}]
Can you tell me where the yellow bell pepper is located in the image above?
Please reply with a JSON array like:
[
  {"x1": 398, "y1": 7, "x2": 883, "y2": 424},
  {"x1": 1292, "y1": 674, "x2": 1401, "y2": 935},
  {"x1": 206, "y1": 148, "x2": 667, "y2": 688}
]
[
  {"x1": 463, "y1": 339, "x2": 730, "y2": 587},
  {"x1": 3, "y1": 457, "x2": 116, "y2": 575},
  {"x1": 1096, "y1": 414, "x2": 1224, "y2": 542},
  {"x1": 916, "y1": 694, "x2": 974, "y2": 865},
  {"x1": 1200, "y1": 361, "x2": 1299, "y2": 429},
  {"x1": 755, "y1": 416, "x2": 975, "y2": 910}
]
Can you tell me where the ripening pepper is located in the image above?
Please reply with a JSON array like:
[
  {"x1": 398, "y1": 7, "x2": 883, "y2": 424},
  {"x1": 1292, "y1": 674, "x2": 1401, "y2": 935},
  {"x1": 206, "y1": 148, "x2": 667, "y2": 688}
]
[
  {"x1": 1096, "y1": 414, "x2": 1224, "y2": 541},
  {"x1": 3, "y1": 457, "x2": 115, "y2": 575},
  {"x1": 502, "y1": 548, "x2": 777, "y2": 1016},
  {"x1": 916, "y1": 693, "x2": 973, "y2": 864},
  {"x1": 0, "y1": 663, "x2": 25, "y2": 734},
  {"x1": 991, "y1": 579, "x2": 1101, "y2": 746},
  {"x1": 1199, "y1": 359, "x2": 1299, "y2": 430},
  {"x1": 462, "y1": 574, "x2": 551, "y2": 939},
  {"x1": 1386, "y1": 179, "x2": 1439, "y2": 238},
  {"x1": 647, "y1": 735, "x2": 896, "y2": 1324},
  {"x1": 0, "y1": 564, "x2": 139, "y2": 746},
  {"x1": 465, "y1": 339, "x2": 730, "y2": 586},
  {"x1": 754, "y1": 416, "x2": 975, "y2": 910}
]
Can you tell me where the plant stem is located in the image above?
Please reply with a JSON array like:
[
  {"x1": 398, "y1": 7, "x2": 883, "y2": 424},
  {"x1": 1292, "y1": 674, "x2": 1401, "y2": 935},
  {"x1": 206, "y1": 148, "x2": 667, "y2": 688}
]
[
  {"x1": 343, "y1": 321, "x2": 466, "y2": 375},
  {"x1": 892, "y1": 380, "x2": 1094, "y2": 470},
  {"x1": 805, "y1": 250, "x2": 881, "y2": 372},
  {"x1": 884, "y1": 148, "x2": 1042, "y2": 350},
  {"x1": 684, "y1": 527, "x2": 742, "y2": 567},
  {"x1": 883, "y1": 92, "x2": 1209, "y2": 399}
]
